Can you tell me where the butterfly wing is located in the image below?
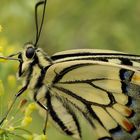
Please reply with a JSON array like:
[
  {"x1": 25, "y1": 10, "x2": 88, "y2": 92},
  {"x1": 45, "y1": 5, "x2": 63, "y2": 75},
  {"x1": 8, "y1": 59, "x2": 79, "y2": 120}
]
[
  {"x1": 42, "y1": 59, "x2": 140, "y2": 140},
  {"x1": 51, "y1": 49, "x2": 140, "y2": 70}
]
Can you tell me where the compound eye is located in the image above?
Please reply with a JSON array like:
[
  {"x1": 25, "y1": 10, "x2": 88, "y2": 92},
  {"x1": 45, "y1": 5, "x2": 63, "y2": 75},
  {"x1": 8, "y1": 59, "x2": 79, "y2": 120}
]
[{"x1": 26, "y1": 47, "x2": 35, "y2": 59}]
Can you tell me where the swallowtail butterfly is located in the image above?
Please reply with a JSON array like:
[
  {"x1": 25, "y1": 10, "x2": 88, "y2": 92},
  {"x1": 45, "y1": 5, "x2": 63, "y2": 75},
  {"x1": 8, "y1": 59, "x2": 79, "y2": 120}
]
[{"x1": 1, "y1": 0, "x2": 140, "y2": 140}]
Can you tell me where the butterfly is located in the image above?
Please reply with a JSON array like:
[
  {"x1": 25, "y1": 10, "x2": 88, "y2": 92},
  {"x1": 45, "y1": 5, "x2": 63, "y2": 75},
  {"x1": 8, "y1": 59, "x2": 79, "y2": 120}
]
[{"x1": 0, "y1": 0, "x2": 140, "y2": 140}]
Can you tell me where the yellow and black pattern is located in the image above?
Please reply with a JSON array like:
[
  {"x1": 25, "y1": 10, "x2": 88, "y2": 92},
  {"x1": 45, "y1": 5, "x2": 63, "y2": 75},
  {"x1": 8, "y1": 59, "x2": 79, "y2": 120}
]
[
  {"x1": 18, "y1": 46, "x2": 140, "y2": 140},
  {"x1": 2, "y1": 0, "x2": 140, "y2": 139}
]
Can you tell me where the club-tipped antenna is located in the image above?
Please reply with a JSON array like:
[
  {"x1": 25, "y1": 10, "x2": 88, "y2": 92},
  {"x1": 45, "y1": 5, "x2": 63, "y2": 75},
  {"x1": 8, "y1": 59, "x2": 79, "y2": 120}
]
[{"x1": 34, "y1": 0, "x2": 47, "y2": 47}]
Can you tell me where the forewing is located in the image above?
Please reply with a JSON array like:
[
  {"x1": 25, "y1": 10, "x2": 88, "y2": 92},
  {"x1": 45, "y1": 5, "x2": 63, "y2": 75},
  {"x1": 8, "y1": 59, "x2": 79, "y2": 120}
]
[
  {"x1": 44, "y1": 60, "x2": 140, "y2": 140},
  {"x1": 51, "y1": 49, "x2": 140, "y2": 70}
]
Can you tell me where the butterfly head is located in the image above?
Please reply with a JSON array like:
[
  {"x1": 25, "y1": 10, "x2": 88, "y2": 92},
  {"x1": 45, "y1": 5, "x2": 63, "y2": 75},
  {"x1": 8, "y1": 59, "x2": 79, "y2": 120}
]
[
  {"x1": 17, "y1": 43, "x2": 35, "y2": 77},
  {"x1": 17, "y1": 42, "x2": 51, "y2": 78}
]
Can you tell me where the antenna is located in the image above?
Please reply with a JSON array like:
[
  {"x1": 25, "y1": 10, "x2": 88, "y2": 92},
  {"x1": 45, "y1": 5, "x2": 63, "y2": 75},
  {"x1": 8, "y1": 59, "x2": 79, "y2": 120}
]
[{"x1": 34, "y1": 0, "x2": 47, "y2": 47}]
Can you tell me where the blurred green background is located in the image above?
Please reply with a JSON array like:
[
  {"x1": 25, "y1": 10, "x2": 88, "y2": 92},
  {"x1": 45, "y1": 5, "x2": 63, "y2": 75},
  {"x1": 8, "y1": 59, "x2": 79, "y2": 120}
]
[
  {"x1": 1, "y1": 0, "x2": 140, "y2": 140},
  {"x1": 1, "y1": 0, "x2": 140, "y2": 53}
]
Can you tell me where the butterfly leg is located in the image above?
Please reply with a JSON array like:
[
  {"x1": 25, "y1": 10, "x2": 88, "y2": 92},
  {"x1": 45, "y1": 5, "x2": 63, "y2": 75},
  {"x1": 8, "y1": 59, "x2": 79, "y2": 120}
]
[
  {"x1": 33, "y1": 91, "x2": 48, "y2": 110},
  {"x1": 0, "y1": 85, "x2": 27, "y2": 126},
  {"x1": 43, "y1": 111, "x2": 49, "y2": 134},
  {"x1": 33, "y1": 91, "x2": 49, "y2": 134}
]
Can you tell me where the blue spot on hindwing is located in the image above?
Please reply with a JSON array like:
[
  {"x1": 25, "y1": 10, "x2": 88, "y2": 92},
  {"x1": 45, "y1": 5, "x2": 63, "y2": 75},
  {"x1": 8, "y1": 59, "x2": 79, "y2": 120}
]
[{"x1": 120, "y1": 69, "x2": 134, "y2": 81}]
